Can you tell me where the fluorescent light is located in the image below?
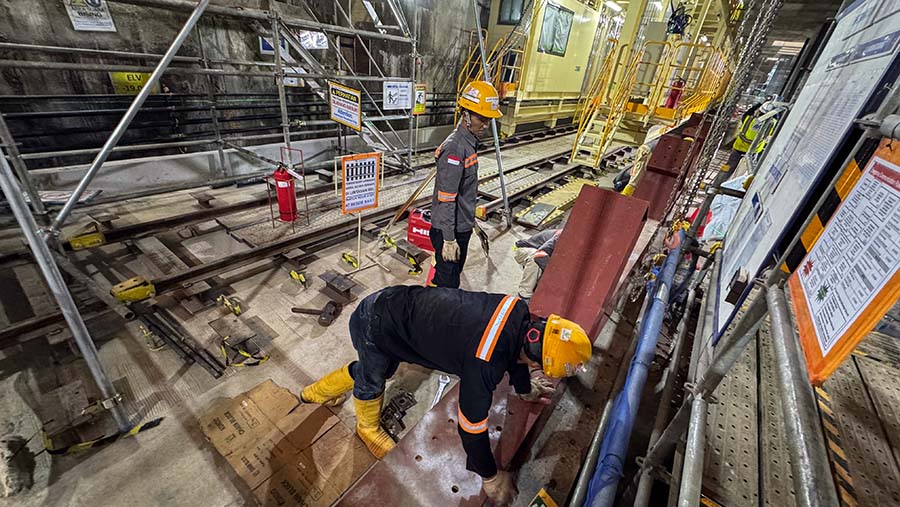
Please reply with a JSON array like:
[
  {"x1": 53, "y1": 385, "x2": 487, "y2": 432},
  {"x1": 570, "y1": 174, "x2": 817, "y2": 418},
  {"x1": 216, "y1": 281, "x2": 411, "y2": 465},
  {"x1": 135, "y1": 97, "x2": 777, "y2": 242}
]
[
  {"x1": 653, "y1": 1, "x2": 663, "y2": 8},
  {"x1": 605, "y1": 1, "x2": 622, "y2": 12},
  {"x1": 699, "y1": 35, "x2": 708, "y2": 42}
]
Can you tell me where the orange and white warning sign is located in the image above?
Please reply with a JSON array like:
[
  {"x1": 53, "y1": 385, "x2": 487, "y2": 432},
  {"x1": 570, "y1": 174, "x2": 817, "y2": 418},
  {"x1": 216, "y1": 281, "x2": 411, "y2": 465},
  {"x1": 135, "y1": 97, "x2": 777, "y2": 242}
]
[{"x1": 789, "y1": 139, "x2": 900, "y2": 384}]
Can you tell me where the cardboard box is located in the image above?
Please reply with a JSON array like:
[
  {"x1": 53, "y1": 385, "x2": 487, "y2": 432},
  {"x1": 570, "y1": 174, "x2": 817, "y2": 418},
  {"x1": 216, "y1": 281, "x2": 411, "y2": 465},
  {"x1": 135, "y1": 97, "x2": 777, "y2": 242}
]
[
  {"x1": 253, "y1": 452, "x2": 341, "y2": 507},
  {"x1": 305, "y1": 422, "x2": 376, "y2": 494},
  {"x1": 200, "y1": 380, "x2": 340, "y2": 493}
]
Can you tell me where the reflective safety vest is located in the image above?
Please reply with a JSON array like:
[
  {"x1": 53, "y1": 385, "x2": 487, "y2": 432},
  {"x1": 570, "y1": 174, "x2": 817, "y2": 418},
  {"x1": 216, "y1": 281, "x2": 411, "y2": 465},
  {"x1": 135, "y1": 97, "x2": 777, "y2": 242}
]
[{"x1": 733, "y1": 116, "x2": 775, "y2": 154}]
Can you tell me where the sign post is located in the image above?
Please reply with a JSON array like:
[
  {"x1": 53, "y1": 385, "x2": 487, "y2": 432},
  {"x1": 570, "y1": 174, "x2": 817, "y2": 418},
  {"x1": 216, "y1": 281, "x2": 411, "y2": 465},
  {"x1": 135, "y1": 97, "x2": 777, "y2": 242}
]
[{"x1": 341, "y1": 152, "x2": 381, "y2": 269}]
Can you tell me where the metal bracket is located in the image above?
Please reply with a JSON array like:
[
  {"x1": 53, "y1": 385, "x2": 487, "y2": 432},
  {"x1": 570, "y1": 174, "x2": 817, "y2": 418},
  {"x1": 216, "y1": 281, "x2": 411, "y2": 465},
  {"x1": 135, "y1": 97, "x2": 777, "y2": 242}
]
[{"x1": 81, "y1": 393, "x2": 124, "y2": 417}]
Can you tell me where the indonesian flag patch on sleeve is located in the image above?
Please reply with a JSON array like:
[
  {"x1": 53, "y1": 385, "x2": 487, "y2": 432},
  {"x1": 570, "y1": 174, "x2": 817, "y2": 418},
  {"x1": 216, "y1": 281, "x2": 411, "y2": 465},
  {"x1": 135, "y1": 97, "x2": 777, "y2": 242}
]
[{"x1": 447, "y1": 154, "x2": 461, "y2": 166}]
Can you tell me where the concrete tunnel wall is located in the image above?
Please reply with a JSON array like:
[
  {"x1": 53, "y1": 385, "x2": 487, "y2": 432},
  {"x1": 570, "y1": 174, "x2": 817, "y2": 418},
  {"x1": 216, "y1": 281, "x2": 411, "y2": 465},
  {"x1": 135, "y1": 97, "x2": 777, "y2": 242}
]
[{"x1": 0, "y1": 0, "x2": 483, "y2": 190}]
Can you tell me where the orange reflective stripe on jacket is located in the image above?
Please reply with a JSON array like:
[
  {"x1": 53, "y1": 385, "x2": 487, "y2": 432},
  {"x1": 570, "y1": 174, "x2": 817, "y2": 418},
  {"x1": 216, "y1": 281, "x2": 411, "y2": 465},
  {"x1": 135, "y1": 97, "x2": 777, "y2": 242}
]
[
  {"x1": 458, "y1": 406, "x2": 488, "y2": 434},
  {"x1": 464, "y1": 154, "x2": 478, "y2": 168},
  {"x1": 475, "y1": 295, "x2": 518, "y2": 361}
]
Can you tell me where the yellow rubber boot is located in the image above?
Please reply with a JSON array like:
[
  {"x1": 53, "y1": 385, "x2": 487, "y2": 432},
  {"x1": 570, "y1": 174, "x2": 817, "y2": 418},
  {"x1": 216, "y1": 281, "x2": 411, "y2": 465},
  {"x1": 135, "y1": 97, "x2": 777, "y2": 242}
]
[
  {"x1": 353, "y1": 395, "x2": 395, "y2": 459},
  {"x1": 300, "y1": 363, "x2": 354, "y2": 406}
]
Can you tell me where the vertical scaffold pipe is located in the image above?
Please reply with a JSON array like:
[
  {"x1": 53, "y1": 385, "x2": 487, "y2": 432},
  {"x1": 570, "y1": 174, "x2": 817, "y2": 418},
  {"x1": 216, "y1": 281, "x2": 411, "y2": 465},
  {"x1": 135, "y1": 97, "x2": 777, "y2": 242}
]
[{"x1": 585, "y1": 231, "x2": 685, "y2": 507}]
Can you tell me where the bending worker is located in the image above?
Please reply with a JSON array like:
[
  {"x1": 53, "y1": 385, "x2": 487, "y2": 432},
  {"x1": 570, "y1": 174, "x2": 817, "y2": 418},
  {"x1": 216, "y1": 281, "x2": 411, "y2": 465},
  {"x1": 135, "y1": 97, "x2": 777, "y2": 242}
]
[
  {"x1": 301, "y1": 285, "x2": 592, "y2": 506},
  {"x1": 513, "y1": 229, "x2": 561, "y2": 301},
  {"x1": 726, "y1": 100, "x2": 776, "y2": 172},
  {"x1": 430, "y1": 80, "x2": 502, "y2": 288}
]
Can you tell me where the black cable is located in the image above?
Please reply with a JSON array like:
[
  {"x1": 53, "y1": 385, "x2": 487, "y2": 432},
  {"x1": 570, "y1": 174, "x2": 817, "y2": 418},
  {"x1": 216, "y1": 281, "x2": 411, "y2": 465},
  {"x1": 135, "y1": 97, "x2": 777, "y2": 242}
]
[{"x1": 667, "y1": 1, "x2": 693, "y2": 35}]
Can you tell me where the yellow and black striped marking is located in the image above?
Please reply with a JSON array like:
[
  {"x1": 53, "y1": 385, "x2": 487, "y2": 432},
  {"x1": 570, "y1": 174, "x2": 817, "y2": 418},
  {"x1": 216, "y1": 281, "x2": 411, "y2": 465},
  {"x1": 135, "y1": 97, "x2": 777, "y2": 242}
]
[
  {"x1": 44, "y1": 417, "x2": 164, "y2": 455},
  {"x1": 782, "y1": 138, "x2": 881, "y2": 273},
  {"x1": 815, "y1": 386, "x2": 859, "y2": 507}
]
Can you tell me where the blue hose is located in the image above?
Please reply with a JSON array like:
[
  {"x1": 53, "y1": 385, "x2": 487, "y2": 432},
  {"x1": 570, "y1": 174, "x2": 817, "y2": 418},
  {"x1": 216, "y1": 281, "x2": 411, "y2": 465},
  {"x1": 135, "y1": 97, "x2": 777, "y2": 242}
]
[{"x1": 584, "y1": 231, "x2": 685, "y2": 506}]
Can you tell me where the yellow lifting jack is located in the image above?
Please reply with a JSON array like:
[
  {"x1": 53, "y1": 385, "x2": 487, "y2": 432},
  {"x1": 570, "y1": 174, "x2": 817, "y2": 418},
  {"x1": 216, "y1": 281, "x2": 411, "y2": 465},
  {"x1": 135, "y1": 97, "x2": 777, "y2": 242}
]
[
  {"x1": 110, "y1": 276, "x2": 155, "y2": 302},
  {"x1": 68, "y1": 222, "x2": 106, "y2": 251}
]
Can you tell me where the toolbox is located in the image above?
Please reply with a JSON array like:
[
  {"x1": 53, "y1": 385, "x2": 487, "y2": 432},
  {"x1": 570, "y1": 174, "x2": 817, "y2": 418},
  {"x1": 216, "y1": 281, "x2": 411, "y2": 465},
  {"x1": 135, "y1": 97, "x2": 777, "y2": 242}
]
[{"x1": 406, "y1": 208, "x2": 434, "y2": 253}]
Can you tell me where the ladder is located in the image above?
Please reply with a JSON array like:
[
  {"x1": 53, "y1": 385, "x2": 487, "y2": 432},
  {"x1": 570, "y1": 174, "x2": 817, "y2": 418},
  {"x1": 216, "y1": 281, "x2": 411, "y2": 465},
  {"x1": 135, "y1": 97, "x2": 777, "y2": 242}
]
[{"x1": 570, "y1": 49, "x2": 644, "y2": 168}]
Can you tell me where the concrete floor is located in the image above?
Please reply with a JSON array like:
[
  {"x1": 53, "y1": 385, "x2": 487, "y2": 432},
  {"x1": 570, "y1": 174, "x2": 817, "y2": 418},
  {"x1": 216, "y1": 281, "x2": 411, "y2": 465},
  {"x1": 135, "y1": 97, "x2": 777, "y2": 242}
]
[{"x1": 0, "y1": 167, "x2": 641, "y2": 506}]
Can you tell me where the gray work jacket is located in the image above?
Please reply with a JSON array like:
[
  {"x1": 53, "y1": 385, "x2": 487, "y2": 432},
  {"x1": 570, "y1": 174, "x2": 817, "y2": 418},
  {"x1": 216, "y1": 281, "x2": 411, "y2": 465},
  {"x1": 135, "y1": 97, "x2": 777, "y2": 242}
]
[{"x1": 431, "y1": 126, "x2": 479, "y2": 237}]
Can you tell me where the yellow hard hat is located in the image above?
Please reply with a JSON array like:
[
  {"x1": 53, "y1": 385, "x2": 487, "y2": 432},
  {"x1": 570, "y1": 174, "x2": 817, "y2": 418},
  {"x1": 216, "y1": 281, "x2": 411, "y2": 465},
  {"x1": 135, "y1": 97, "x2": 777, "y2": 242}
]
[
  {"x1": 541, "y1": 314, "x2": 592, "y2": 377},
  {"x1": 458, "y1": 80, "x2": 503, "y2": 119}
]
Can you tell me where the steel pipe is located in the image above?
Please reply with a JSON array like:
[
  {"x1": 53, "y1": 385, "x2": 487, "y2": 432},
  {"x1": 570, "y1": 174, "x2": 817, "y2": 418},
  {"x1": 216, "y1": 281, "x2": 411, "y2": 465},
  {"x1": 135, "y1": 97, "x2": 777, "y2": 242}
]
[
  {"x1": 472, "y1": 0, "x2": 512, "y2": 227},
  {"x1": 586, "y1": 232, "x2": 685, "y2": 507},
  {"x1": 51, "y1": 0, "x2": 211, "y2": 232},
  {"x1": 767, "y1": 285, "x2": 839, "y2": 507},
  {"x1": 0, "y1": 152, "x2": 131, "y2": 431},
  {"x1": 109, "y1": 0, "x2": 413, "y2": 43},
  {"x1": 0, "y1": 59, "x2": 411, "y2": 82},
  {"x1": 676, "y1": 394, "x2": 708, "y2": 507},
  {"x1": 0, "y1": 112, "x2": 46, "y2": 221},
  {"x1": 639, "y1": 277, "x2": 768, "y2": 477}
]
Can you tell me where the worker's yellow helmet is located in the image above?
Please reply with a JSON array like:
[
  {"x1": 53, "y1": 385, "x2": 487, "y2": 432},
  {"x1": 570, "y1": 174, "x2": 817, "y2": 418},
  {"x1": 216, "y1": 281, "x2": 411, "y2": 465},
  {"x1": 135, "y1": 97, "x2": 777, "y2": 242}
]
[
  {"x1": 458, "y1": 80, "x2": 503, "y2": 119},
  {"x1": 541, "y1": 314, "x2": 592, "y2": 378}
]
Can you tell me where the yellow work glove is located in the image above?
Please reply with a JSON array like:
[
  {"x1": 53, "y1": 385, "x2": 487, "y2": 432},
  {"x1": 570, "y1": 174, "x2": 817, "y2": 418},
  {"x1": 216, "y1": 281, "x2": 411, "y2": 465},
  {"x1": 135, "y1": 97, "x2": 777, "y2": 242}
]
[
  {"x1": 482, "y1": 471, "x2": 517, "y2": 506},
  {"x1": 442, "y1": 238, "x2": 460, "y2": 262}
]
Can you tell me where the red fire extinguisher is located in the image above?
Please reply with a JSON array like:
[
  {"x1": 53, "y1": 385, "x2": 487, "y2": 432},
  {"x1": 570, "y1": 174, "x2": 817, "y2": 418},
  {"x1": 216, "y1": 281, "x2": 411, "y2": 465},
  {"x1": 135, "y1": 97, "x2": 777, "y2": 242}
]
[
  {"x1": 665, "y1": 77, "x2": 686, "y2": 109},
  {"x1": 273, "y1": 167, "x2": 297, "y2": 222}
]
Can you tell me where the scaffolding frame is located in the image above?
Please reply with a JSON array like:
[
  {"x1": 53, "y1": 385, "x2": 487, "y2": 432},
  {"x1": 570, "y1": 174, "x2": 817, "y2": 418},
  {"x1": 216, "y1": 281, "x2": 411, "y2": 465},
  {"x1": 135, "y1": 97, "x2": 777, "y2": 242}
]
[{"x1": 0, "y1": 0, "x2": 418, "y2": 434}]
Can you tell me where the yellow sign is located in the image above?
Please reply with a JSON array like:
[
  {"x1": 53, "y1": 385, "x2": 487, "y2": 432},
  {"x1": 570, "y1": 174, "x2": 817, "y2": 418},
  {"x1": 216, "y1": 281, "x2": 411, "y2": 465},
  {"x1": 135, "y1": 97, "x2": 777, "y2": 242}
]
[
  {"x1": 109, "y1": 72, "x2": 159, "y2": 95},
  {"x1": 528, "y1": 488, "x2": 559, "y2": 507},
  {"x1": 413, "y1": 83, "x2": 427, "y2": 115}
]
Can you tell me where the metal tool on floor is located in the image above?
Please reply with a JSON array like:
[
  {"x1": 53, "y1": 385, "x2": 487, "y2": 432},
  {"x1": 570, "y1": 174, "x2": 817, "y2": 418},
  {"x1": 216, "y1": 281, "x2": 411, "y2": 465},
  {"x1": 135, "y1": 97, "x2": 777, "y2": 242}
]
[
  {"x1": 291, "y1": 300, "x2": 343, "y2": 327},
  {"x1": 430, "y1": 374, "x2": 451, "y2": 409},
  {"x1": 473, "y1": 223, "x2": 490, "y2": 257},
  {"x1": 341, "y1": 252, "x2": 360, "y2": 269},
  {"x1": 289, "y1": 270, "x2": 310, "y2": 288},
  {"x1": 216, "y1": 294, "x2": 243, "y2": 316},
  {"x1": 219, "y1": 335, "x2": 269, "y2": 368},
  {"x1": 381, "y1": 388, "x2": 417, "y2": 441},
  {"x1": 139, "y1": 309, "x2": 226, "y2": 378}
]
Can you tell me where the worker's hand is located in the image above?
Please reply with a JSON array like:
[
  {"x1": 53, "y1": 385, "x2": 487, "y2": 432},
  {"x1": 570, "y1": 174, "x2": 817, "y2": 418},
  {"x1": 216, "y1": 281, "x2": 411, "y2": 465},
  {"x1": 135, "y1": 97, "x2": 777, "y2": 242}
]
[
  {"x1": 519, "y1": 377, "x2": 555, "y2": 404},
  {"x1": 482, "y1": 471, "x2": 517, "y2": 506},
  {"x1": 442, "y1": 238, "x2": 461, "y2": 262}
]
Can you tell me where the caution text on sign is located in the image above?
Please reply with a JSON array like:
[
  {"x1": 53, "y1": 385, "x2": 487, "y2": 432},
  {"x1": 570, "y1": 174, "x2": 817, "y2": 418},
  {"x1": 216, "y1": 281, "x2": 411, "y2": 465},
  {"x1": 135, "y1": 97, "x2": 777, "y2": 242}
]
[{"x1": 341, "y1": 152, "x2": 380, "y2": 214}]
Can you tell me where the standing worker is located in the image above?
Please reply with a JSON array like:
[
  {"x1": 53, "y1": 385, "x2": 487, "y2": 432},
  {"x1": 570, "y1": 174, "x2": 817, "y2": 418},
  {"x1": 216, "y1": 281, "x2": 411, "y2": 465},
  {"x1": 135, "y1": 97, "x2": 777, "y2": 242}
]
[
  {"x1": 300, "y1": 285, "x2": 592, "y2": 506},
  {"x1": 726, "y1": 100, "x2": 776, "y2": 172},
  {"x1": 429, "y1": 80, "x2": 503, "y2": 288}
]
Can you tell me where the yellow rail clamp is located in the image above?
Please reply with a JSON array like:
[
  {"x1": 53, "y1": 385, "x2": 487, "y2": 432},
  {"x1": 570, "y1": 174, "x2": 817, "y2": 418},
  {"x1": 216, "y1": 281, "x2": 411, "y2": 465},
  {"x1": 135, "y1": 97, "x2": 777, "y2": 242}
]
[
  {"x1": 68, "y1": 222, "x2": 106, "y2": 250},
  {"x1": 290, "y1": 270, "x2": 309, "y2": 288},
  {"x1": 380, "y1": 233, "x2": 397, "y2": 250},
  {"x1": 110, "y1": 276, "x2": 155, "y2": 302},
  {"x1": 216, "y1": 294, "x2": 243, "y2": 316},
  {"x1": 406, "y1": 254, "x2": 423, "y2": 276},
  {"x1": 342, "y1": 252, "x2": 360, "y2": 269}
]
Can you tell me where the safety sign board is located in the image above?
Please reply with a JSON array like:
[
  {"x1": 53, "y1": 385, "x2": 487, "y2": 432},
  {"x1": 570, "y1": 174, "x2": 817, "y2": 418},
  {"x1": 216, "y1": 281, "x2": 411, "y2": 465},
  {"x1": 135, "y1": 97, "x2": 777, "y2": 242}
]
[
  {"x1": 789, "y1": 139, "x2": 900, "y2": 384},
  {"x1": 298, "y1": 30, "x2": 328, "y2": 49},
  {"x1": 413, "y1": 84, "x2": 427, "y2": 115},
  {"x1": 258, "y1": 36, "x2": 288, "y2": 56},
  {"x1": 109, "y1": 72, "x2": 158, "y2": 95},
  {"x1": 64, "y1": 0, "x2": 116, "y2": 32},
  {"x1": 382, "y1": 81, "x2": 412, "y2": 110},
  {"x1": 329, "y1": 82, "x2": 362, "y2": 131},
  {"x1": 713, "y1": 1, "x2": 900, "y2": 339},
  {"x1": 341, "y1": 152, "x2": 381, "y2": 214}
]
